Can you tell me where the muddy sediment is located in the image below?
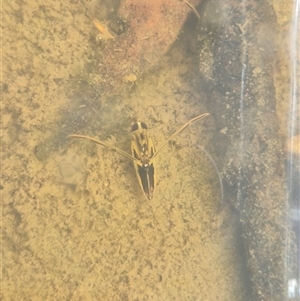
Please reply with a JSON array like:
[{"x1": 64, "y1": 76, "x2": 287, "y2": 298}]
[{"x1": 197, "y1": 0, "x2": 296, "y2": 300}]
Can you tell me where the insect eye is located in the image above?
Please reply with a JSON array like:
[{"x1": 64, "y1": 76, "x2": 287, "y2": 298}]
[
  {"x1": 141, "y1": 122, "x2": 147, "y2": 129},
  {"x1": 131, "y1": 123, "x2": 138, "y2": 132}
]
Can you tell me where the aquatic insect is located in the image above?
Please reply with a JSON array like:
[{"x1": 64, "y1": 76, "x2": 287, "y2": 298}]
[{"x1": 68, "y1": 113, "x2": 209, "y2": 200}]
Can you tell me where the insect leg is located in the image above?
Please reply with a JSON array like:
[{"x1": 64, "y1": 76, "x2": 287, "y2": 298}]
[
  {"x1": 68, "y1": 134, "x2": 141, "y2": 164},
  {"x1": 153, "y1": 113, "x2": 209, "y2": 159}
]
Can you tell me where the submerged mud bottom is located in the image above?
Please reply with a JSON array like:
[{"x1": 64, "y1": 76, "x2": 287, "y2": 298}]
[
  {"x1": 3, "y1": 2, "x2": 248, "y2": 298},
  {"x1": 197, "y1": 0, "x2": 296, "y2": 300}
]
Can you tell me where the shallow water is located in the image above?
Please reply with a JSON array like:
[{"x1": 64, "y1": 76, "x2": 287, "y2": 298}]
[{"x1": 2, "y1": 0, "x2": 298, "y2": 300}]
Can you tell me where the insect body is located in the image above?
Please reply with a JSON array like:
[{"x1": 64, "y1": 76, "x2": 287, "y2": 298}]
[
  {"x1": 131, "y1": 122, "x2": 156, "y2": 199},
  {"x1": 68, "y1": 113, "x2": 209, "y2": 200}
]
